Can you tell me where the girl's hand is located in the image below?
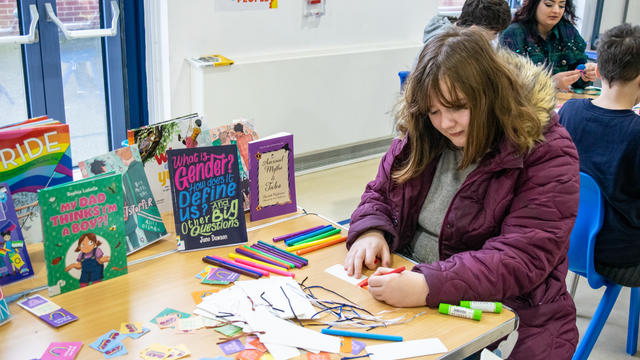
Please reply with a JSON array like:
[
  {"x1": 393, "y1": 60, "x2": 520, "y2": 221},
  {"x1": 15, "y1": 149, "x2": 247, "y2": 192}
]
[
  {"x1": 581, "y1": 63, "x2": 597, "y2": 82},
  {"x1": 344, "y1": 229, "x2": 391, "y2": 278},
  {"x1": 367, "y1": 267, "x2": 429, "y2": 307},
  {"x1": 99, "y1": 256, "x2": 110, "y2": 264},
  {"x1": 552, "y1": 70, "x2": 582, "y2": 90},
  {"x1": 65, "y1": 262, "x2": 81, "y2": 271}
]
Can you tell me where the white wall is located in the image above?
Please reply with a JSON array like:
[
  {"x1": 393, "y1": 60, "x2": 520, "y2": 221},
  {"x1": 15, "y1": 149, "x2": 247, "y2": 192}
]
[{"x1": 164, "y1": 0, "x2": 436, "y2": 119}]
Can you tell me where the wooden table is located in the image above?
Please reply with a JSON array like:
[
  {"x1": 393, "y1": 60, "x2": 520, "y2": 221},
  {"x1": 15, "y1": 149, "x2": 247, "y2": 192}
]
[
  {"x1": 557, "y1": 91, "x2": 598, "y2": 104},
  {"x1": 1, "y1": 211, "x2": 516, "y2": 359}
]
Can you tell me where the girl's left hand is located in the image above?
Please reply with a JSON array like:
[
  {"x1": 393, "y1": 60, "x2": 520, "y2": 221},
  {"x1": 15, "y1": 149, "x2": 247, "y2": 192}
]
[
  {"x1": 581, "y1": 63, "x2": 597, "y2": 82},
  {"x1": 367, "y1": 267, "x2": 429, "y2": 307}
]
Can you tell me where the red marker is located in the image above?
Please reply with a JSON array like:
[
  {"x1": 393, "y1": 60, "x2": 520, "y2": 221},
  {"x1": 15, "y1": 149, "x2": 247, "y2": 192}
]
[{"x1": 357, "y1": 266, "x2": 406, "y2": 287}]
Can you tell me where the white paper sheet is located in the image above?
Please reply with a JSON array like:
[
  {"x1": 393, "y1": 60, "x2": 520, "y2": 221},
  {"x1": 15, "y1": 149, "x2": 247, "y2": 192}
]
[
  {"x1": 324, "y1": 264, "x2": 366, "y2": 285},
  {"x1": 367, "y1": 338, "x2": 448, "y2": 360}
]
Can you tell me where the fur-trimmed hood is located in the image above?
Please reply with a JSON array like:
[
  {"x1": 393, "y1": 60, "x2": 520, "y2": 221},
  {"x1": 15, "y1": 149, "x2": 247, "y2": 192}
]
[{"x1": 496, "y1": 47, "x2": 558, "y2": 129}]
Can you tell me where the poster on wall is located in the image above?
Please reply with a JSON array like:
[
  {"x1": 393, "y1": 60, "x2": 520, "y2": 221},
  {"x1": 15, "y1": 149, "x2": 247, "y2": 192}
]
[{"x1": 215, "y1": 0, "x2": 277, "y2": 11}]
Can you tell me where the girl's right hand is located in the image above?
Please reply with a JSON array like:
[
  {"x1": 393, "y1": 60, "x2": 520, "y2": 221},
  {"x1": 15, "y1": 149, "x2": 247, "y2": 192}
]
[
  {"x1": 344, "y1": 229, "x2": 391, "y2": 278},
  {"x1": 552, "y1": 70, "x2": 582, "y2": 90}
]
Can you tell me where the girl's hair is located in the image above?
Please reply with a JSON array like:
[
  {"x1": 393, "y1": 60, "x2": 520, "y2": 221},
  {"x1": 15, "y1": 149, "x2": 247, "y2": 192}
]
[
  {"x1": 74, "y1": 232, "x2": 101, "y2": 252},
  {"x1": 394, "y1": 27, "x2": 541, "y2": 183},
  {"x1": 512, "y1": 0, "x2": 578, "y2": 26},
  {"x1": 89, "y1": 159, "x2": 107, "y2": 175}
]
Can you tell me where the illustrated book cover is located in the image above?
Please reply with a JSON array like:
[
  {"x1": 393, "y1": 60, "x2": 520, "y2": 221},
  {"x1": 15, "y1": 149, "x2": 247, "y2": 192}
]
[
  {"x1": 0, "y1": 118, "x2": 73, "y2": 244},
  {"x1": 127, "y1": 114, "x2": 212, "y2": 233},
  {"x1": 38, "y1": 173, "x2": 128, "y2": 296},
  {"x1": 78, "y1": 145, "x2": 168, "y2": 254},
  {"x1": 209, "y1": 119, "x2": 258, "y2": 212},
  {"x1": 0, "y1": 183, "x2": 34, "y2": 285},
  {"x1": 167, "y1": 145, "x2": 248, "y2": 251},
  {"x1": 248, "y1": 132, "x2": 297, "y2": 221}
]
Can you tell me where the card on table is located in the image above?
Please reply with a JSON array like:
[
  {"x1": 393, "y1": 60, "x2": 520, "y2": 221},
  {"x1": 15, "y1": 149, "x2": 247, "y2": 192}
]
[
  {"x1": 40, "y1": 342, "x2": 83, "y2": 360},
  {"x1": 16, "y1": 295, "x2": 78, "y2": 327}
]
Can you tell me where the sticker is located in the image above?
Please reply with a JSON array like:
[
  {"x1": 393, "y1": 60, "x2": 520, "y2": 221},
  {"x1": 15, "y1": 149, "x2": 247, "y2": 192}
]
[
  {"x1": 119, "y1": 322, "x2": 144, "y2": 334},
  {"x1": 237, "y1": 349, "x2": 264, "y2": 360},
  {"x1": 339, "y1": 337, "x2": 352, "y2": 353},
  {"x1": 40, "y1": 342, "x2": 83, "y2": 360},
  {"x1": 219, "y1": 339, "x2": 245, "y2": 355},
  {"x1": 351, "y1": 340, "x2": 366, "y2": 355},
  {"x1": 213, "y1": 324, "x2": 242, "y2": 337},
  {"x1": 151, "y1": 308, "x2": 191, "y2": 324},
  {"x1": 191, "y1": 289, "x2": 219, "y2": 304},
  {"x1": 126, "y1": 327, "x2": 150, "y2": 339},
  {"x1": 156, "y1": 314, "x2": 179, "y2": 329}
]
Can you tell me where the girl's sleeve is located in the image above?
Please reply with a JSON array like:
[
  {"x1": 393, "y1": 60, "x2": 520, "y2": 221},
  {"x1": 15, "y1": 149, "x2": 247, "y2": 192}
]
[
  {"x1": 346, "y1": 142, "x2": 400, "y2": 250},
  {"x1": 413, "y1": 125, "x2": 580, "y2": 307},
  {"x1": 500, "y1": 23, "x2": 527, "y2": 54}
]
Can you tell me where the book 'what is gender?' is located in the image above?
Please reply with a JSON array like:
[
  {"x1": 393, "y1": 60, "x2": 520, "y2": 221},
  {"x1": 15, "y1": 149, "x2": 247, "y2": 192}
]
[{"x1": 0, "y1": 183, "x2": 34, "y2": 286}]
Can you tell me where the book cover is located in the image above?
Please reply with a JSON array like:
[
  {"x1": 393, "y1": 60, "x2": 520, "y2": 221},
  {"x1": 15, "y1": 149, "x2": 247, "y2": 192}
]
[
  {"x1": 209, "y1": 119, "x2": 259, "y2": 211},
  {"x1": 167, "y1": 145, "x2": 248, "y2": 251},
  {"x1": 127, "y1": 114, "x2": 212, "y2": 233},
  {"x1": 248, "y1": 133, "x2": 297, "y2": 221},
  {"x1": 38, "y1": 173, "x2": 128, "y2": 296},
  {"x1": 78, "y1": 145, "x2": 168, "y2": 254},
  {"x1": 0, "y1": 183, "x2": 34, "y2": 285},
  {"x1": 0, "y1": 120, "x2": 73, "y2": 244}
]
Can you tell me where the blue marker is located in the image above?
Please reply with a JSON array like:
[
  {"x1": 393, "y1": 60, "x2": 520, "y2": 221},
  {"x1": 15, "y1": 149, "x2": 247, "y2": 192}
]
[
  {"x1": 576, "y1": 64, "x2": 586, "y2": 73},
  {"x1": 321, "y1": 328, "x2": 403, "y2": 341}
]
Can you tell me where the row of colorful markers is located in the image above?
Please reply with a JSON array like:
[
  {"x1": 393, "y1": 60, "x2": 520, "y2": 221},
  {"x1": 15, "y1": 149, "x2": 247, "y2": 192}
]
[{"x1": 202, "y1": 224, "x2": 347, "y2": 279}]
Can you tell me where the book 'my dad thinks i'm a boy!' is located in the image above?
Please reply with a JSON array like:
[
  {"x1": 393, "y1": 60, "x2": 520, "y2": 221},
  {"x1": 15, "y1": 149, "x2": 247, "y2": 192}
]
[
  {"x1": 167, "y1": 145, "x2": 248, "y2": 251},
  {"x1": 38, "y1": 173, "x2": 127, "y2": 296}
]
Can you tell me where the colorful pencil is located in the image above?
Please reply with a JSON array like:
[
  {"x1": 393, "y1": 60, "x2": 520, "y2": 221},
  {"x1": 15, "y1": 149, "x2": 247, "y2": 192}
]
[
  {"x1": 235, "y1": 248, "x2": 289, "y2": 269},
  {"x1": 272, "y1": 225, "x2": 326, "y2": 242},
  {"x1": 202, "y1": 256, "x2": 261, "y2": 279},
  {"x1": 320, "y1": 328, "x2": 403, "y2": 342},
  {"x1": 286, "y1": 228, "x2": 342, "y2": 247},
  {"x1": 257, "y1": 240, "x2": 309, "y2": 264},
  {"x1": 296, "y1": 236, "x2": 347, "y2": 255},
  {"x1": 235, "y1": 258, "x2": 295, "y2": 278},
  {"x1": 357, "y1": 266, "x2": 406, "y2": 287},
  {"x1": 251, "y1": 243, "x2": 306, "y2": 267},
  {"x1": 204, "y1": 254, "x2": 268, "y2": 277},
  {"x1": 284, "y1": 225, "x2": 334, "y2": 246},
  {"x1": 286, "y1": 234, "x2": 344, "y2": 252},
  {"x1": 242, "y1": 246, "x2": 295, "y2": 269}
]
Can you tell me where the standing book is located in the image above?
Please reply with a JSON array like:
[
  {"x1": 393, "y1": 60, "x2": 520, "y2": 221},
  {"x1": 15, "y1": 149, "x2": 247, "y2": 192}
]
[
  {"x1": 209, "y1": 119, "x2": 259, "y2": 211},
  {"x1": 38, "y1": 173, "x2": 127, "y2": 296},
  {"x1": 167, "y1": 145, "x2": 248, "y2": 251},
  {"x1": 0, "y1": 183, "x2": 34, "y2": 285},
  {"x1": 127, "y1": 114, "x2": 212, "y2": 233},
  {"x1": 248, "y1": 132, "x2": 297, "y2": 221},
  {"x1": 78, "y1": 145, "x2": 168, "y2": 254},
  {"x1": 0, "y1": 118, "x2": 73, "y2": 244}
]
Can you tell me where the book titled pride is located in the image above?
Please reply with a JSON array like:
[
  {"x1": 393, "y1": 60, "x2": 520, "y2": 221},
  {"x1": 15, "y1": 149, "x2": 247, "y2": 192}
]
[
  {"x1": 248, "y1": 132, "x2": 297, "y2": 221},
  {"x1": 167, "y1": 145, "x2": 248, "y2": 251},
  {"x1": 38, "y1": 173, "x2": 128, "y2": 296}
]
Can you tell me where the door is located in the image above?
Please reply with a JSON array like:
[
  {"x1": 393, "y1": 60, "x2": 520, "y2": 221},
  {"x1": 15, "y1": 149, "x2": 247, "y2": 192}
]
[{"x1": 0, "y1": 0, "x2": 126, "y2": 163}]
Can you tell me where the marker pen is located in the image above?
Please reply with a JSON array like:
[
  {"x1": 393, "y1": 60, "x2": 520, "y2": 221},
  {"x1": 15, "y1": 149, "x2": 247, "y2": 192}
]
[
  {"x1": 439, "y1": 303, "x2": 481, "y2": 321},
  {"x1": 459, "y1": 301, "x2": 502, "y2": 313}
]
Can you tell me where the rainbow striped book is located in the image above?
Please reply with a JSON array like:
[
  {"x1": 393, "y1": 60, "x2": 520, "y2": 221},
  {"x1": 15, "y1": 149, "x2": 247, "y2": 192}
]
[{"x1": 0, "y1": 118, "x2": 73, "y2": 244}]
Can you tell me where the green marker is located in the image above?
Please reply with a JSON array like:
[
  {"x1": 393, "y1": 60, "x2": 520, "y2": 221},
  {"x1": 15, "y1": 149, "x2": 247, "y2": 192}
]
[
  {"x1": 460, "y1": 301, "x2": 502, "y2": 314},
  {"x1": 439, "y1": 303, "x2": 481, "y2": 321}
]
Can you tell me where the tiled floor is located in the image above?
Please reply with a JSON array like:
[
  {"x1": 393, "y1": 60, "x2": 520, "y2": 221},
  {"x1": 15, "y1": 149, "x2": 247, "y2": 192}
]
[{"x1": 295, "y1": 156, "x2": 639, "y2": 359}]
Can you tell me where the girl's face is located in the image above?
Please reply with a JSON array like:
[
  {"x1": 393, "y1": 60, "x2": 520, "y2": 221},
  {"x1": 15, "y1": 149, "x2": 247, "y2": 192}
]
[
  {"x1": 428, "y1": 89, "x2": 470, "y2": 148},
  {"x1": 80, "y1": 237, "x2": 96, "y2": 253},
  {"x1": 536, "y1": 0, "x2": 565, "y2": 30}
]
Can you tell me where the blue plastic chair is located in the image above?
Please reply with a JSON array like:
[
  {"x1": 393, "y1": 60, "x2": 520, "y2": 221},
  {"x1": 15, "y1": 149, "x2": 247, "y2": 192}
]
[{"x1": 568, "y1": 172, "x2": 639, "y2": 359}]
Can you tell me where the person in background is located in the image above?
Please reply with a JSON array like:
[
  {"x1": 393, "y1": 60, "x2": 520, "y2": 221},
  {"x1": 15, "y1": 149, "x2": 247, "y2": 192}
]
[
  {"x1": 422, "y1": 0, "x2": 511, "y2": 45},
  {"x1": 501, "y1": 0, "x2": 597, "y2": 90},
  {"x1": 559, "y1": 23, "x2": 640, "y2": 287},
  {"x1": 345, "y1": 27, "x2": 579, "y2": 359}
]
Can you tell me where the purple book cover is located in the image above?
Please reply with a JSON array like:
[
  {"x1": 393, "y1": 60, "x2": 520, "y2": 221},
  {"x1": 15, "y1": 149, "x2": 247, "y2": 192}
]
[
  {"x1": 0, "y1": 182, "x2": 34, "y2": 285},
  {"x1": 248, "y1": 133, "x2": 297, "y2": 221}
]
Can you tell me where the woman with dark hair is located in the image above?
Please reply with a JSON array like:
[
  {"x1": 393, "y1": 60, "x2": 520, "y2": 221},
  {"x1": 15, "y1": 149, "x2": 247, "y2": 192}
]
[
  {"x1": 501, "y1": 0, "x2": 597, "y2": 90},
  {"x1": 345, "y1": 27, "x2": 580, "y2": 358}
]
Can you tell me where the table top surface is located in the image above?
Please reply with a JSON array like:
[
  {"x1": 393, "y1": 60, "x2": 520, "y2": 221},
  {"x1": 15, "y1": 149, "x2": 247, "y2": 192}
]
[{"x1": 1, "y1": 212, "x2": 516, "y2": 360}]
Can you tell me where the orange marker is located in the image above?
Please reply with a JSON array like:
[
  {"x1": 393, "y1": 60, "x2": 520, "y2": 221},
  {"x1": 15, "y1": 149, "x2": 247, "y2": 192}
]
[
  {"x1": 295, "y1": 236, "x2": 347, "y2": 255},
  {"x1": 357, "y1": 266, "x2": 406, "y2": 288}
]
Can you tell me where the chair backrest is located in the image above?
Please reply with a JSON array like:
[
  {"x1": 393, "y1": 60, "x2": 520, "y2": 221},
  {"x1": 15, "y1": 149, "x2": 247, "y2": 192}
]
[{"x1": 567, "y1": 172, "x2": 606, "y2": 289}]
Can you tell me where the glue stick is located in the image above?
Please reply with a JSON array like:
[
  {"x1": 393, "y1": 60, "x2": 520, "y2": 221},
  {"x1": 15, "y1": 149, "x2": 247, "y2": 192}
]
[
  {"x1": 459, "y1": 301, "x2": 502, "y2": 314},
  {"x1": 439, "y1": 303, "x2": 481, "y2": 321}
]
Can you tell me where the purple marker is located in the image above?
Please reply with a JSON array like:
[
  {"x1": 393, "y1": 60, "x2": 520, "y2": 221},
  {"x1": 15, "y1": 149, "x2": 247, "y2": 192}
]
[
  {"x1": 257, "y1": 240, "x2": 309, "y2": 265},
  {"x1": 251, "y1": 244, "x2": 305, "y2": 268},
  {"x1": 272, "y1": 225, "x2": 326, "y2": 242},
  {"x1": 235, "y1": 248, "x2": 289, "y2": 269}
]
